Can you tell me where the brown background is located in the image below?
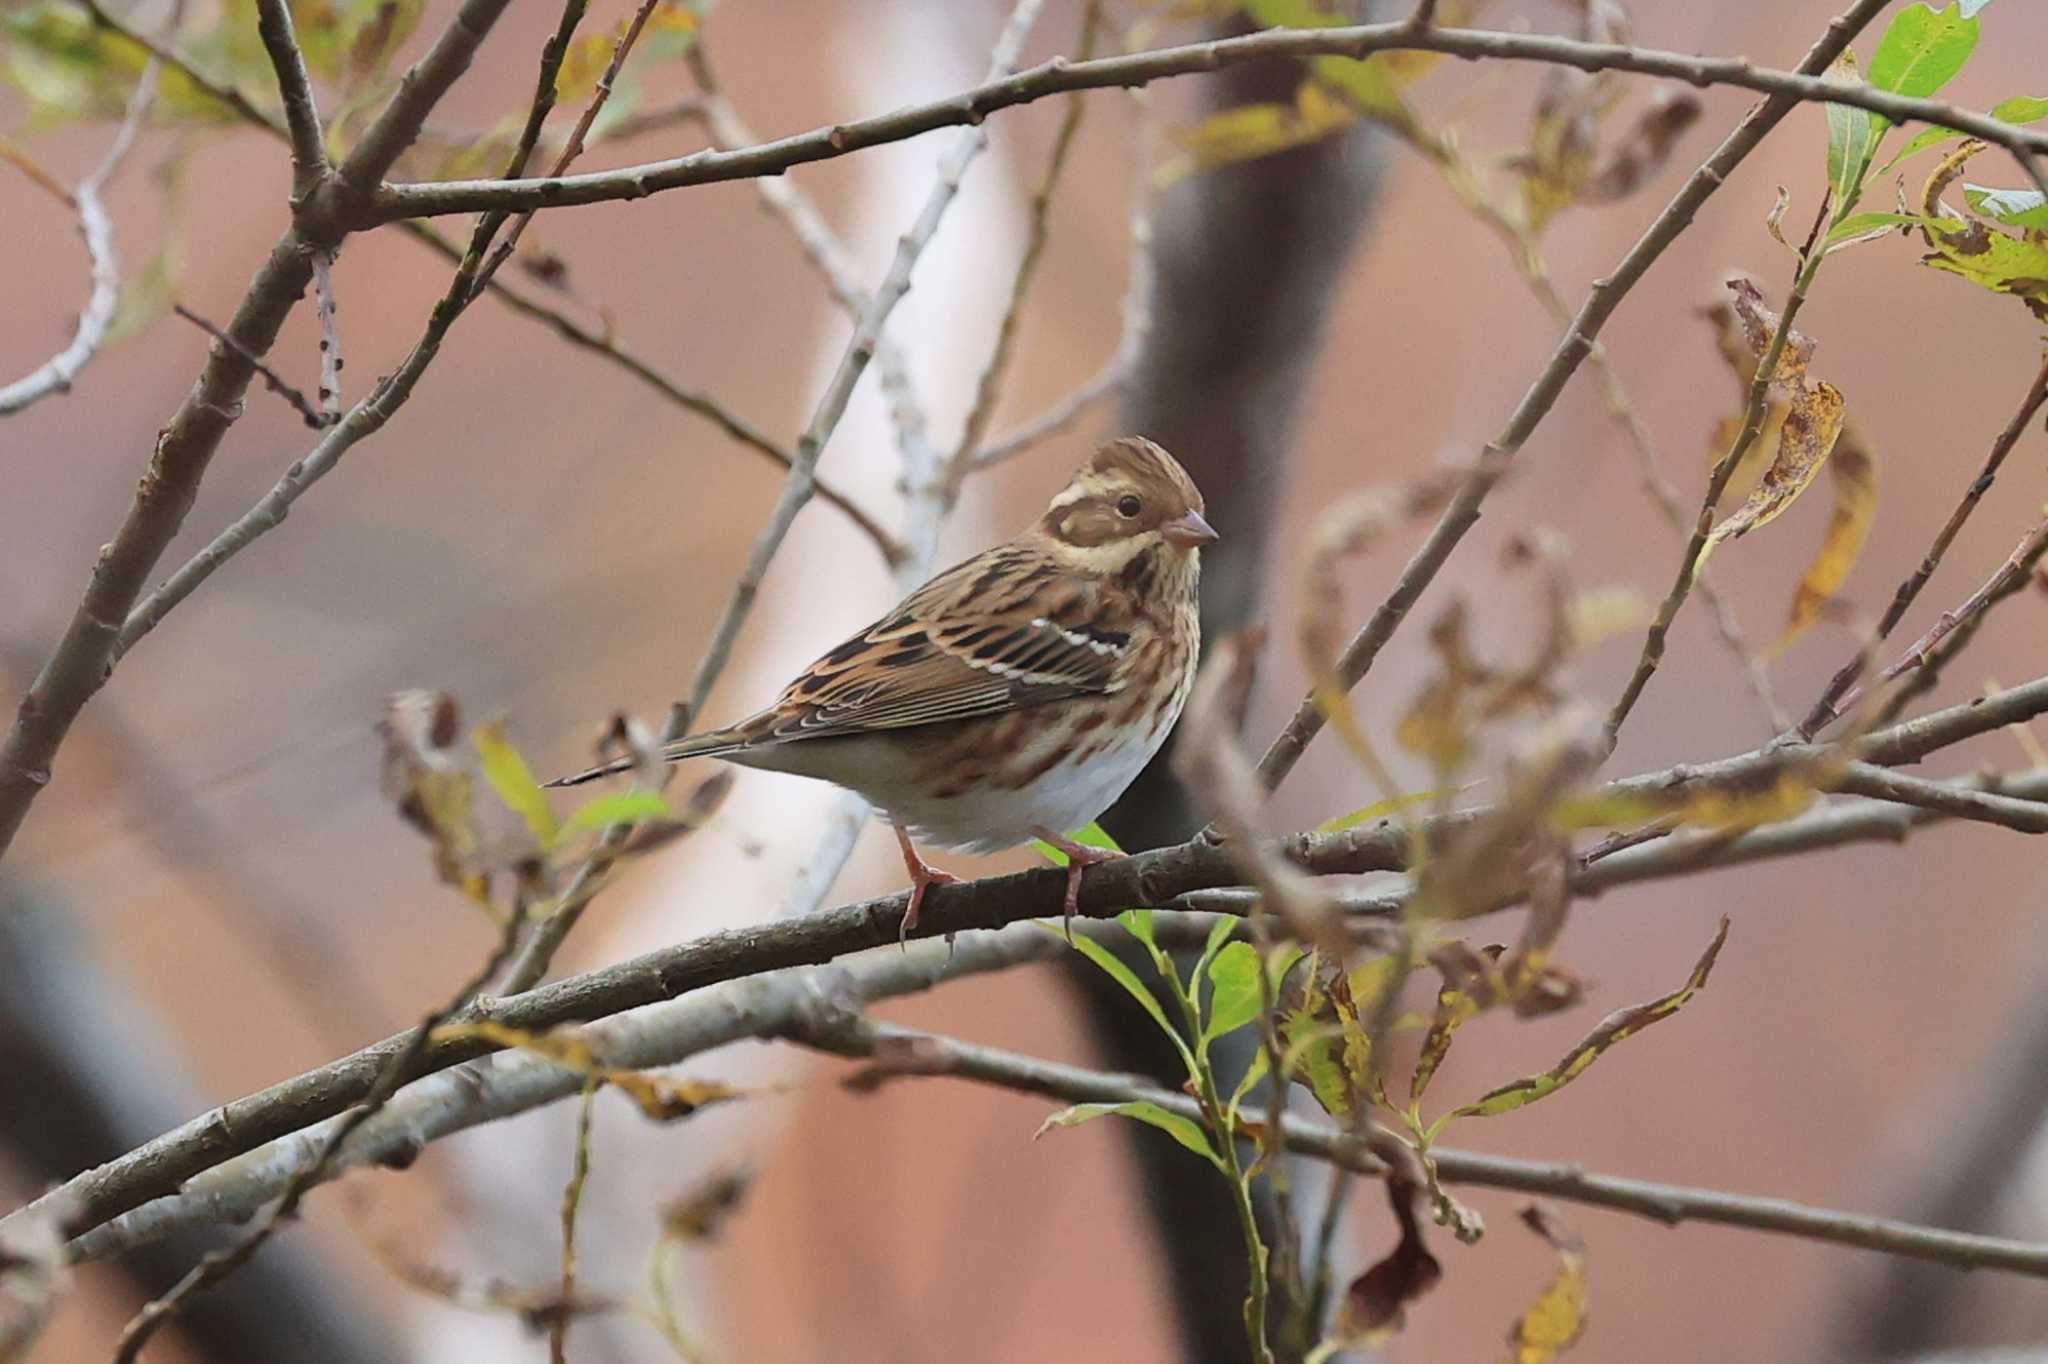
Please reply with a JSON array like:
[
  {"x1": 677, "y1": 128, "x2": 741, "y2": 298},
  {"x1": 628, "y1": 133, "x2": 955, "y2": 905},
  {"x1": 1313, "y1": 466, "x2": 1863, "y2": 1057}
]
[{"x1": 5, "y1": 0, "x2": 2048, "y2": 1359}]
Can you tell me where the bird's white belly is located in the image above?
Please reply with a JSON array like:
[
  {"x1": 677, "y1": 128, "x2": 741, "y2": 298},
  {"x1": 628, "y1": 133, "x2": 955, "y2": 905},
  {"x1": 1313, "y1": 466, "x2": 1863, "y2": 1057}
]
[{"x1": 731, "y1": 720, "x2": 1168, "y2": 855}]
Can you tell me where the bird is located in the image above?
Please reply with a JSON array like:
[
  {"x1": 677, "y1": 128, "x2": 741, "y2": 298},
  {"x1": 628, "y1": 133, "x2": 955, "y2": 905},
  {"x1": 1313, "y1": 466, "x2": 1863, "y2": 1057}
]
[{"x1": 548, "y1": 436, "x2": 1216, "y2": 940}]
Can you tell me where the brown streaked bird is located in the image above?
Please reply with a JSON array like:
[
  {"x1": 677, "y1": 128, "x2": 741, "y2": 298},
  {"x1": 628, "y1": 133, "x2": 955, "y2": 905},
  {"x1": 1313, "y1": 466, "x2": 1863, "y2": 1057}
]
[{"x1": 549, "y1": 437, "x2": 1215, "y2": 936}]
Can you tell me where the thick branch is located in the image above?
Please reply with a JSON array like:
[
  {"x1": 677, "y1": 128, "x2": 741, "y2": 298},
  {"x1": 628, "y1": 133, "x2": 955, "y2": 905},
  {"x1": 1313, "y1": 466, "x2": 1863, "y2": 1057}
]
[
  {"x1": 17, "y1": 676, "x2": 2048, "y2": 1248},
  {"x1": 370, "y1": 13, "x2": 2046, "y2": 223}
]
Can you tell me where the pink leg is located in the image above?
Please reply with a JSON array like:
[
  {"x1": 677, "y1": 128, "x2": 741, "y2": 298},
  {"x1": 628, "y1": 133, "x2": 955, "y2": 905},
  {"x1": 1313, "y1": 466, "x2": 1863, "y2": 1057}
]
[
  {"x1": 1033, "y1": 826, "x2": 1122, "y2": 942},
  {"x1": 892, "y1": 823, "x2": 958, "y2": 947}
]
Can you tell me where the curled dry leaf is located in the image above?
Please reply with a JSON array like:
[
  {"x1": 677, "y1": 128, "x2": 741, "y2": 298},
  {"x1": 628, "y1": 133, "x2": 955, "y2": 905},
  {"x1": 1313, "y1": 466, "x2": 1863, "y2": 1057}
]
[
  {"x1": 432, "y1": 1021, "x2": 748, "y2": 1122},
  {"x1": 365, "y1": 1229, "x2": 620, "y2": 1334},
  {"x1": 1327, "y1": 1161, "x2": 1442, "y2": 1349},
  {"x1": 1699, "y1": 297, "x2": 1878, "y2": 655},
  {"x1": 0, "y1": 1190, "x2": 74, "y2": 1363},
  {"x1": 1580, "y1": 89, "x2": 1702, "y2": 203},
  {"x1": 1505, "y1": 1204, "x2": 1589, "y2": 1364},
  {"x1": 1441, "y1": 917, "x2": 1729, "y2": 1128},
  {"x1": 1173, "y1": 632, "x2": 1343, "y2": 954},
  {"x1": 1695, "y1": 279, "x2": 1848, "y2": 575},
  {"x1": 1917, "y1": 140, "x2": 2048, "y2": 322}
]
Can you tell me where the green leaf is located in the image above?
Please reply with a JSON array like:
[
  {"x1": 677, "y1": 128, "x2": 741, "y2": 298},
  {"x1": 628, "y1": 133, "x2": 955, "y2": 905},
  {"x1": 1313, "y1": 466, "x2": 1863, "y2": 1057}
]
[
  {"x1": 473, "y1": 720, "x2": 558, "y2": 850},
  {"x1": 1826, "y1": 51, "x2": 1881, "y2": 213},
  {"x1": 1964, "y1": 183, "x2": 2048, "y2": 229},
  {"x1": 1882, "y1": 94, "x2": 2048, "y2": 171},
  {"x1": 1192, "y1": 913, "x2": 1241, "y2": 987},
  {"x1": 1869, "y1": 3, "x2": 1980, "y2": 109},
  {"x1": 1228, "y1": 1046, "x2": 1272, "y2": 1124},
  {"x1": 1060, "y1": 926, "x2": 1196, "y2": 1075},
  {"x1": 1204, "y1": 941, "x2": 1265, "y2": 1042},
  {"x1": 1036, "y1": 1101, "x2": 1223, "y2": 1170},
  {"x1": 562, "y1": 790, "x2": 673, "y2": 834},
  {"x1": 1822, "y1": 209, "x2": 1925, "y2": 249},
  {"x1": 1314, "y1": 787, "x2": 1448, "y2": 834},
  {"x1": 1443, "y1": 918, "x2": 1729, "y2": 1126}
]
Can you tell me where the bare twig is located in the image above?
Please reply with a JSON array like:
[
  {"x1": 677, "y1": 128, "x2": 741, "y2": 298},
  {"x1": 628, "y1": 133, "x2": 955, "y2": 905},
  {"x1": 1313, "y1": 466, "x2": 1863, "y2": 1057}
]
[
  {"x1": 1802, "y1": 355, "x2": 2048, "y2": 737},
  {"x1": 170, "y1": 304, "x2": 328, "y2": 429},
  {"x1": 370, "y1": 9, "x2": 2043, "y2": 224},
  {"x1": 0, "y1": 56, "x2": 157, "y2": 416},
  {"x1": 796, "y1": 1021, "x2": 2048, "y2": 1279},
  {"x1": 252, "y1": 0, "x2": 329, "y2": 199},
  {"x1": 311, "y1": 252, "x2": 343, "y2": 422},
  {"x1": 971, "y1": 91, "x2": 1155, "y2": 472},
  {"x1": 1256, "y1": 0, "x2": 1893, "y2": 794},
  {"x1": 110, "y1": 912, "x2": 524, "y2": 1361},
  {"x1": 939, "y1": 3, "x2": 1102, "y2": 503},
  {"x1": 24, "y1": 678, "x2": 2048, "y2": 1255},
  {"x1": 550, "y1": 1079, "x2": 600, "y2": 1364},
  {"x1": 1832, "y1": 762, "x2": 2048, "y2": 833},
  {"x1": 679, "y1": 43, "x2": 935, "y2": 521},
  {"x1": 469, "y1": 0, "x2": 661, "y2": 302}
]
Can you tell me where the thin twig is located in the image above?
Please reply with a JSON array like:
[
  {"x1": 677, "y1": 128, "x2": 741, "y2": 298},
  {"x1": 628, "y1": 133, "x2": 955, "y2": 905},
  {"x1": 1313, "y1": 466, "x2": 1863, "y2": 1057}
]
[
  {"x1": 1863, "y1": 512, "x2": 2048, "y2": 725},
  {"x1": 170, "y1": 304, "x2": 328, "y2": 429},
  {"x1": 0, "y1": 56, "x2": 157, "y2": 416},
  {"x1": 798, "y1": 1021, "x2": 2048, "y2": 1279},
  {"x1": 27, "y1": 679, "x2": 2048, "y2": 1254},
  {"x1": 550, "y1": 1079, "x2": 600, "y2": 1364},
  {"x1": 1802, "y1": 354, "x2": 2048, "y2": 737},
  {"x1": 311, "y1": 252, "x2": 343, "y2": 422},
  {"x1": 470, "y1": 0, "x2": 661, "y2": 302},
  {"x1": 252, "y1": 0, "x2": 329, "y2": 199},
  {"x1": 680, "y1": 43, "x2": 935, "y2": 521},
  {"x1": 110, "y1": 911, "x2": 524, "y2": 1361},
  {"x1": 939, "y1": 3, "x2": 1102, "y2": 504},
  {"x1": 1255, "y1": 0, "x2": 1893, "y2": 794},
  {"x1": 1833, "y1": 761, "x2": 2048, "y2": 833},
  {"x1": 370, "y1": 7, "x2": 2043, "y2": 224}
]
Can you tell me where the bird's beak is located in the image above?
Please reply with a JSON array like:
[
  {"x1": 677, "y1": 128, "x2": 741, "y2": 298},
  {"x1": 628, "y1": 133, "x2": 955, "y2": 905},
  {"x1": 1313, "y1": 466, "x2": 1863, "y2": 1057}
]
[{"x1": 1161, "y1": 510, "x2": 1219, "y2": 549}]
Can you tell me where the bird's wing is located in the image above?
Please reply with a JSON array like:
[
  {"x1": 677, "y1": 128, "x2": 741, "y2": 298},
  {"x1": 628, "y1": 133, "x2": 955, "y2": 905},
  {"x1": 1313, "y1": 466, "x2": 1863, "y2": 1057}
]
[{"x1": 678, "y1": 547, "x2": 1137, "y2": 753}]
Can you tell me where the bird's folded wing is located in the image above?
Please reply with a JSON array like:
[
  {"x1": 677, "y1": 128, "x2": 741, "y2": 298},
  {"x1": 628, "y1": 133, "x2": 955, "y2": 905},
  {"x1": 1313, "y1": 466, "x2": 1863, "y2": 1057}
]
[{"x1": 742, "y1": 588, "x2": 1133, "y2": 745}]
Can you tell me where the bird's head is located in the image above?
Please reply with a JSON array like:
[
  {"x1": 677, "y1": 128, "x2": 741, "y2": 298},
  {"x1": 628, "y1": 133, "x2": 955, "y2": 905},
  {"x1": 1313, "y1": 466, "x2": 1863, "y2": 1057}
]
[{"x1": 1034, "y1": 437, "x2": 1216, "y2": 588}]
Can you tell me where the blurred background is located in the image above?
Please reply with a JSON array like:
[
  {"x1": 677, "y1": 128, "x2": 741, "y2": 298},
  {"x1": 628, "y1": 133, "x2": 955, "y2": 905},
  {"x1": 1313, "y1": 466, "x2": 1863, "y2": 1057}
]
[{"x1": 5, "y1": 0, "x2": 2048, "y2": 1359}]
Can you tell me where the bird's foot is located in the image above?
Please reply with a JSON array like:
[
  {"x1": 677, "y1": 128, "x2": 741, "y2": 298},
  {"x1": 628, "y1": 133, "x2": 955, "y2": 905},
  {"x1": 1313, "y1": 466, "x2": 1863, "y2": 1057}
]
[
  {"x1": 892, "y1": 824, "x2": 958, "y2": 949},
  {"x1": 1033, "y1": 827, "x2": 1122, "y2": 943}
]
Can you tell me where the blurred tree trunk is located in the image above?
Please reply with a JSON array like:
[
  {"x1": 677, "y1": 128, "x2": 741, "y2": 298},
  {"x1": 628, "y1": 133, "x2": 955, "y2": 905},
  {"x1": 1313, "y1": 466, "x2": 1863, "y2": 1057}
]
[{"x1": 1078, "y1": 38, "x2": 1389, "y2": 1364}]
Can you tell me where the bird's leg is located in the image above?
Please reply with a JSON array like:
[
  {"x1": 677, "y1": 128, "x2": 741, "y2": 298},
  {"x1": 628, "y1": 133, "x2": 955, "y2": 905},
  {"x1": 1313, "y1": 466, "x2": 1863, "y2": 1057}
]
[
  {"x1": 892, "y1": 823, "x2": 958, "y2": 948},
  {"x1": 1032, "y1": 826, "x2": 1122, "y2": 943}
]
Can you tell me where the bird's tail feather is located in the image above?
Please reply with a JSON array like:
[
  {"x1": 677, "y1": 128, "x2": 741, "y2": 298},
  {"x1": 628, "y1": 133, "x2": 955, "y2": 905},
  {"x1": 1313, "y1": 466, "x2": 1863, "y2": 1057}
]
[{"x1": 541, "y1": 729, "x2": 748, "y2": 788}]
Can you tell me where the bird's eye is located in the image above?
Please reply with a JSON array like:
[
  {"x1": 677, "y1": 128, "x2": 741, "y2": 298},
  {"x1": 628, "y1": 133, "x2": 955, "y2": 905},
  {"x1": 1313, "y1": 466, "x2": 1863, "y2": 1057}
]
[{"x1": 1115, "y1": 494, "x2": 1142, "y2": 518}]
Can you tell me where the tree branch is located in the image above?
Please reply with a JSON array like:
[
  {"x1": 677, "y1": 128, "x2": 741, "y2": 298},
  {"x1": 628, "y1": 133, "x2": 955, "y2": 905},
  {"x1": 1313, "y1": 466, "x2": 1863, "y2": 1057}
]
[
  {"x1": 18, "y1": 676, "x2": 2048, "y2": 1252},
  {"x1": 369, "y1": 12, "x2": 2047, "y2": 224},
  {"x1": 1254, "y1": 0, "x2": 1894, "y2": 794},
  {"x1": 252, "y1": 0, "x2": 329, "y2": 200},
  {"x1": 790, "y1": 1022, "x2": 2048, "y2": 1279},
  {"x1": 1803, "y1": 353, "x2": 2048, "y2": 737}
]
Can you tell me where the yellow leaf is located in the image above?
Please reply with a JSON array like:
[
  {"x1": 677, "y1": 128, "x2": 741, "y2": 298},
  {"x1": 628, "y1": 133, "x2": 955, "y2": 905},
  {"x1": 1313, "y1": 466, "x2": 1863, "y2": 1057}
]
[
  {"x1": 434, "y1": 1020, "x2": 748, "y2": 1121},
  {"x1": 1503, "y1": 1205, "x2": 1588, "y2": 1364},
  {"x1": 1769, "y1": 419, "x2": 1877, "y2": 657}
]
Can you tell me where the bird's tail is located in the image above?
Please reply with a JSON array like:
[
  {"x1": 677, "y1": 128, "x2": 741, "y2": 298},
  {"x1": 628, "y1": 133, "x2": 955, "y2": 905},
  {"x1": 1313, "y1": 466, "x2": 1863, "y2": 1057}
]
[{"x1": 542, "y1": 728, "x2": 751, "y2": 788}]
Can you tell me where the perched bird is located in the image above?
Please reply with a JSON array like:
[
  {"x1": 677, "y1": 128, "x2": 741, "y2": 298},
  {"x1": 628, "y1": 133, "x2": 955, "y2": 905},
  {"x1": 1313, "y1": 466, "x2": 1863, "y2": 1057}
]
[{"x1": 549, "y1": 436, "x2": 1216, "y2": 937}]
